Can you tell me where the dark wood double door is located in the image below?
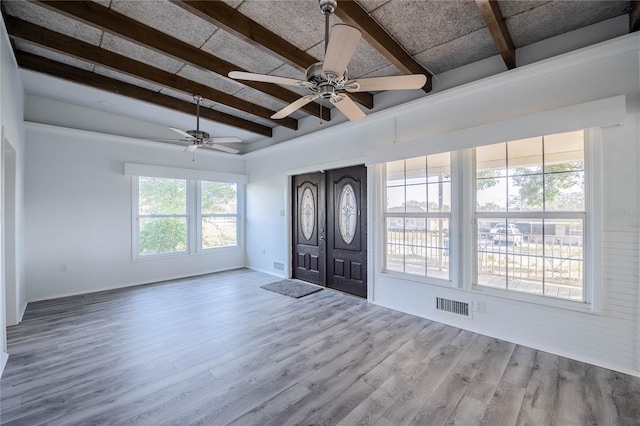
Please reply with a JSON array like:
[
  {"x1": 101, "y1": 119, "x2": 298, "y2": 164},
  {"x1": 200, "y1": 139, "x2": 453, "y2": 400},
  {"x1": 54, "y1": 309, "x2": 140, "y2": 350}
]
[{"x1": 292, "y1": 165, "x2": 367, "y2": 298}]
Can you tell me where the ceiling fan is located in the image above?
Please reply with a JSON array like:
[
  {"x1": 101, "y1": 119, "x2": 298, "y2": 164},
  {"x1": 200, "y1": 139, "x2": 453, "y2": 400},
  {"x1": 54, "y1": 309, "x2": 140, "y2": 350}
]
[
  {"x1": 161, "y1": 95, "x2": 241, "y2": 154},
  {"x1": 228, "y1": 0, "x2": 427, "y2": 122}
]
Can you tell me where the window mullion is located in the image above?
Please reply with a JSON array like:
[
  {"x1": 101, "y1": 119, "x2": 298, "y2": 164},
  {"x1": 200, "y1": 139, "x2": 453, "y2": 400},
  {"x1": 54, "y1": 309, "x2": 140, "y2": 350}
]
[{"x1": 190, "y1": 179, "x2": 198, "y2": 254}]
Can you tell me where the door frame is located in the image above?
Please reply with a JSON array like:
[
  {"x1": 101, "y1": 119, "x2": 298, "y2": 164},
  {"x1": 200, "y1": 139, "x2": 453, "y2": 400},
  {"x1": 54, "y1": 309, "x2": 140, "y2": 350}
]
[
  {"x1": 284, "y1": 158, "x2": 373, "y2": 301},
  {"x1": 3, "y1": 135, "x2": 17, "y2": 327}
]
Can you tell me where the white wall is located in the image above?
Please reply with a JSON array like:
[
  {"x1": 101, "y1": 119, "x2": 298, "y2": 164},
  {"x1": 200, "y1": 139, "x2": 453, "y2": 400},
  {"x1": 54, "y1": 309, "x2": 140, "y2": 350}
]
[
  {"x1": 246, "y1": 32, "x2": 640, "y2": 376},
  {"x1": 0, "y1": 14, "x2": 26, "y2": 374},
  {"x1": 245, "y1": 174, "x2": 288, "y2": 276},
  {"x1": 24, "y1": 123, "x2": 247, "y2": 301}
]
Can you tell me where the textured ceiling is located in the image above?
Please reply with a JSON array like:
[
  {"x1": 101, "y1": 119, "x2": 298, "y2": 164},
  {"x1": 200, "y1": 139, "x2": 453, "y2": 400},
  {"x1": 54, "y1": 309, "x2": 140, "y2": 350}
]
[{"x1": 1, "y1": 0, "x2": 634, "y2": 154}]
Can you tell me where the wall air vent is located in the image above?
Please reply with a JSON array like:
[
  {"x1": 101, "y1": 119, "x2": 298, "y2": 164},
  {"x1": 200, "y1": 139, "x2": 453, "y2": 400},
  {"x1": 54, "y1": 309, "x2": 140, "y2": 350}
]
[
  {"x1": 273, "y1": 262, "x2": 285, "y2": 271},
  {"x1": 436, "y1": 297, "x2": 469, "y2": 317}
]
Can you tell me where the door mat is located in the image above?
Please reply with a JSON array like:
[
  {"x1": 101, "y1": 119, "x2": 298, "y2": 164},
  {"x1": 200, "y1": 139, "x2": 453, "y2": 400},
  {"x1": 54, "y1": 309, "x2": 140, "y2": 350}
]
[{"x1": 260, "y1": 280, "x2": 323, "y2": 298}]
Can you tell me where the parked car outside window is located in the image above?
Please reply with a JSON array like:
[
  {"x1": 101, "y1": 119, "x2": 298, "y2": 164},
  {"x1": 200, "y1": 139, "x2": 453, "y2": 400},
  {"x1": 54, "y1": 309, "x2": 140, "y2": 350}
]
[{"x1": 493, "y1": 228, "x2": 522, "y2": 246}]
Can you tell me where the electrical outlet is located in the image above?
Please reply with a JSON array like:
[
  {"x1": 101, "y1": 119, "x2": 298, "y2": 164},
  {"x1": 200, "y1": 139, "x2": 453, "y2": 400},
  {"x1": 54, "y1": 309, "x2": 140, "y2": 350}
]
[
  {"x1": 60, "y1": 263, "x2": 68, "y2": 272},
  {"x1": 474, "y1": 301, "x2": 486, "y2": 313}
]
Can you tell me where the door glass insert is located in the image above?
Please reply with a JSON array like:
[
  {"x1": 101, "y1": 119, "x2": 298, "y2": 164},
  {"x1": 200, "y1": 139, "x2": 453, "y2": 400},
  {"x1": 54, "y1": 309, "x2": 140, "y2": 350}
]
[
  {"x1": 339, "y1": 183, "x2": 357, "y2": 244},
  {"x1": 301, "y1": 187, "x2": 315, "y2": 240}
]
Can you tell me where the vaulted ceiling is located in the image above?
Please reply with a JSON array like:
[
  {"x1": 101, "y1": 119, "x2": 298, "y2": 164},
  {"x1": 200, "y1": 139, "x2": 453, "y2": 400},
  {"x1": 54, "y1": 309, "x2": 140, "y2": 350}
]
[{"x1": 2, "y1": 0, "x2": 637, "y2": 153}]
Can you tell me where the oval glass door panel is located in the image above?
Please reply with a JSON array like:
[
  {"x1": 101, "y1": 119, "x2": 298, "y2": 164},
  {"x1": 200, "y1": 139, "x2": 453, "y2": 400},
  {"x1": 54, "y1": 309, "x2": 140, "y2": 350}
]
[
  {"x1": 301, "y1": 187, "x2": 315, "y2": 240},
  {"x1": 338, "y1": 184, "x2": 357, "y2": 244}
]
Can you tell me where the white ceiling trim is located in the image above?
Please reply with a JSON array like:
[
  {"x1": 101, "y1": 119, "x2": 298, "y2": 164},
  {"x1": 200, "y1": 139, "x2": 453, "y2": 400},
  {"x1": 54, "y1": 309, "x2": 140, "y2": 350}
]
[
  {"x1": 244, "y1": 32, "x2": 640, "y2": 160},
  {"x1": 364, "y1": 95, "x2": 626, "y2": 165},
  {"x1": 124, "y1": 162, "x2": 247, "y2": 184},
  {"x1": 24, "y1": 121, "x2": 239, "y2": 158}
]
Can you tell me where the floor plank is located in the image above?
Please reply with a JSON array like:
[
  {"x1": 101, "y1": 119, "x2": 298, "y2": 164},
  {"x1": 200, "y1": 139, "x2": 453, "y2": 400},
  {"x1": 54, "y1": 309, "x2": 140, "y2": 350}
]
[
  {"x1": 1, "y1": 268, "x2": 639, "y2": 425},
  {"x1": 479, "y1": 381, "x2": 526, "y2": 426}
]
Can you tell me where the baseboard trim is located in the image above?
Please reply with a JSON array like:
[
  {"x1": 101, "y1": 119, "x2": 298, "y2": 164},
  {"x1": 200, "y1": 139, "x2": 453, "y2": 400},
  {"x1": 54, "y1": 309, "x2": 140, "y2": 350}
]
[
  {"x1": 246, "y1": 266, "x2": 286, "y2": 279},
  {"x1": 371, "y1": 298, "x2": 640, "y2": 379},
  {"x1": 18, "y1": 301, "x2": 27, "y2": 323},
  {"x1": 27, "y1": 267, "x2": 246, "y2": 303},
  {"x1": 1, "y1": 351, "x2": 8, "y2": 377}
]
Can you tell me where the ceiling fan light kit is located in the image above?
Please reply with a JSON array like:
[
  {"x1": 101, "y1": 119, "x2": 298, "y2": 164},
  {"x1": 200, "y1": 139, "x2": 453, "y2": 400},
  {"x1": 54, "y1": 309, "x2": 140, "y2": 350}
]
[{"x1": 228, "y1": 0, "x2": 427, "y2": 123}]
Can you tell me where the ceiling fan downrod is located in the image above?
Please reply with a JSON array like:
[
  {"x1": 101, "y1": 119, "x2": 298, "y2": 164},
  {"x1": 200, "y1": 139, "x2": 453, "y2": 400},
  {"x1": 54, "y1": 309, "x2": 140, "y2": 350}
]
[
  {"x1": 193, "y1": 95, "x2": 202, "y2": 132},
  {"x1": 187, "y1": 95, "x2": 209, "y2": 141},
  {"x1": 319, "y1": 0, "x2": 337, "y2": 53}
]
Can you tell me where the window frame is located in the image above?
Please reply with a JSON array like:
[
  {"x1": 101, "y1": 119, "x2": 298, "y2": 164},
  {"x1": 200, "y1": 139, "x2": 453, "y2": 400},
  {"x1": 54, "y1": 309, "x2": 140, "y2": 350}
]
[
  {"x1": 197, "y1": 181, "x2": 240, "y2": 252},
  {"x1": 376, "y1": 129, "x2": 601, "y2": 313},
  {"x1": 381, "y1": 152, "x2": 456, "y2": 285},
  {"x1": 467, "y1": 130, "x2": 600, "y2": 312},
  {"x1": 132, "y1": 176, "x2": 242, "y2": 261}
]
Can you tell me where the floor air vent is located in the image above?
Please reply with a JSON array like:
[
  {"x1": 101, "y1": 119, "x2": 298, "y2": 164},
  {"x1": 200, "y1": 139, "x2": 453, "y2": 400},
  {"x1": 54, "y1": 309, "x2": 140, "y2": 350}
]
[{"x1": 436, "y1": 297, "x2": 469, "y2": 316}]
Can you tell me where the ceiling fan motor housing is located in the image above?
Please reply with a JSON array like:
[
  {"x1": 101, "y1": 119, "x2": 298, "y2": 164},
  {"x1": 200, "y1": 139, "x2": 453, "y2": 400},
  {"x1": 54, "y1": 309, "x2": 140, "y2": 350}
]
[
  {"x1": 187, "y1": 130, "x2": 210, "y2": 140},
  {"x1": 306, "y1": 62, "x2": 328, "y2": 86}
]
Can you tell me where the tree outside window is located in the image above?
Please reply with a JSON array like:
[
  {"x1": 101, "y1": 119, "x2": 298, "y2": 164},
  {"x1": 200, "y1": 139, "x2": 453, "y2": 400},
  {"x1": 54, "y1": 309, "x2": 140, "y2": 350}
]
[
  {"x1": 201, "y1": 182, "x2": 238, "y2": 249},
  {"x1": 135, "y1": 177, "x2": 240, "y2": 257},
  {"x1": 138, "y1": 177, "x2": 188, "y2": 255},
  {"x1": 475, "y1": 131, "x2": 586, "y2": 301}
]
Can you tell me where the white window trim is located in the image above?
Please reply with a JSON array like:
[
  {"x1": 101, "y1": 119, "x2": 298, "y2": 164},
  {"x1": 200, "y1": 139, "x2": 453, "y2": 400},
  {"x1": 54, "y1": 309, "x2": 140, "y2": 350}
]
[
  {"x1": 131, "y1": 169, "x2": 245, "y2": 261},
  {"x1": 466, "y1": 129, "x2": 602, "y2": 313},
  {"x1": 375, "y1": 129, "x2": 602, "y2": 314},
  {"x1": 124, "y1": 163, "x2": 247, "y2": 184},
  {"x1": 132, "y1": 176, "x2": 192, "y2": 261},
  {"x1": 196, "y1": 181, "x2": 242, "y2": 253}
]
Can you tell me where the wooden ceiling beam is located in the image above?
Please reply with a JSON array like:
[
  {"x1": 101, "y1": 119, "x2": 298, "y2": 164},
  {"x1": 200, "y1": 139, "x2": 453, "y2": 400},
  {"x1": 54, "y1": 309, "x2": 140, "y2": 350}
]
[
  {"x1": 34, "y1": 0, "x2": 330, "y2": 121},
  {"x1": 334, "y1": 0, "x2": 432, "y2": 93},
  {"x1": 172, "y1": 0, "x2": 373, "y2": 109},
  {"x1": 4, "y1": 16, "x2": 297, "y2": 130},
  {"x1": 476, "y1": 0, "x2": 516, "y2": 70},
  {"x1": 631, "y1": 1, "x2": 640, "y2": 32},
  {"x1": 15, "y1": 51, "x2": 273, "y2": 138}
]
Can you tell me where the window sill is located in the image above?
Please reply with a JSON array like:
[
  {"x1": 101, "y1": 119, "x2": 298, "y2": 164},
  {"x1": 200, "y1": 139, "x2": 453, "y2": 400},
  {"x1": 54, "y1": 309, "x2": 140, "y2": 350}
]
[
  {"x1": 197, "y1": 245, "x2": 242, "y2": 254},
  {"x1": 134, "y1": 251, "x2": 191, "y2": 262},
  {"x1": 134, "y1": 246, "x2": 242, "y2": 261},
  {"x1": 380, "y1": 270, "x2": 453, "y2": 288},
  {"x1": 471, "y1": 284, "x2": 598, "y2": 314}
]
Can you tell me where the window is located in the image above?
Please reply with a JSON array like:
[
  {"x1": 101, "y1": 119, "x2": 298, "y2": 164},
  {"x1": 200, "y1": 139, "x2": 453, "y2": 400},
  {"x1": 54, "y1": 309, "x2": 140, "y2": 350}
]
[
  {"x1": 475, "y1": 131, "x2": 586, "y2": 302},
  {"x1": 200, "y1": 181, "x2": 238, "y2": 249},
  {"x1": 134, "y1": 176, "x2": 240, "y2": 258},
  {"x1": 384, "y1": 153, "x2": 451, "y2": 280},
  {"x1": 137, "y1": 177, "x2": 188, "y2": 256}
]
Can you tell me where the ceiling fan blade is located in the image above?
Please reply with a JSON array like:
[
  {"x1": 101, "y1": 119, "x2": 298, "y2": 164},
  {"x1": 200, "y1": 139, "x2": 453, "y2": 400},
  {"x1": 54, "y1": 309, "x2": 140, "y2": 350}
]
[
  {"x1": 271, "y1": 94, "x2": 320, "y2": 119},
  {"x1": 228, "y1": 71, "x2": 308, "y2": 87},
  {"x1": 169, "y1": 127, "x2": 194, "y2": 140},
  {"x1": 209, "y1": 144, "x2": 240, "y2": 154},
  {"x1": 206, "y1": 136, "x2": 242, "y2": 144},
  {"x1": 322, "y1": 24, "x2": 361, "y2": 77},
  {"x1": 184, "y1": 144, "x2": 199, "y2": 153},
  {"x1": 346, "y1": 74, "x2": 427, "y2": 92},
  {"x1": 330, "y1": 94, "x2": 366, "y2": 121}
]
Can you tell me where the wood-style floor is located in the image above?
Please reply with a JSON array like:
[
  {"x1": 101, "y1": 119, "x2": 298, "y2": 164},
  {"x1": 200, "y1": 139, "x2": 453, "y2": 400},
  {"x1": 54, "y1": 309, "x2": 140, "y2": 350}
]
[{"x1": 1, "y1": 269, "x2": 639, "y2": 425}]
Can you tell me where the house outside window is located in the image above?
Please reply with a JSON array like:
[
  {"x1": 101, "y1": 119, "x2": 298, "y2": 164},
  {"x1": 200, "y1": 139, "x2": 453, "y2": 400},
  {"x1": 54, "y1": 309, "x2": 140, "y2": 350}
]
[{"x1": 384, "y1": 153, "x2": 452, "y2": 280}]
